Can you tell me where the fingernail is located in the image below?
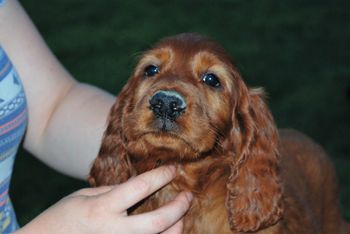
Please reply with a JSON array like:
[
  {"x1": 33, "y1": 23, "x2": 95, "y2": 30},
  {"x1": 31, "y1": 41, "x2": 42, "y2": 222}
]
[
  {"x1": 158, "y1": 165, "x2": 176, "y2": 181},
  {"x1": 184, "y1": 191, "x2": 193, "y2": 203},
  {"x1": 166, "y1": 165, "x2": 176, "y2": 175}
]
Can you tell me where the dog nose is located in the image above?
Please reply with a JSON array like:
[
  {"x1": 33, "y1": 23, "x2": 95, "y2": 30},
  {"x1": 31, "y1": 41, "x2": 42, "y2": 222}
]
[{"x1": 149, "y1": 90, "x2": 186, "y2": 120}]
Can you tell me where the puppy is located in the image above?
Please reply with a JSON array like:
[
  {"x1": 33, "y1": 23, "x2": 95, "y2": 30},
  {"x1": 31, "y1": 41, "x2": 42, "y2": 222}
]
[{"x1": 89, "y1": 33, "x2": 349, "y2": 233}]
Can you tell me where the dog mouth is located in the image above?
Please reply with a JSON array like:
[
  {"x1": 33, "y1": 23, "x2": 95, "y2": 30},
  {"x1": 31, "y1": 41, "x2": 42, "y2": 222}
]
[
  {"x1": 139, "y1": 130, "x2": 196, "y2": 152},
  {"x1": 126, "y1": 130, "x2": 200, "y2": 172},
  {"x1": 152, "y1": 117, "x2": 180, "y2": 132}
]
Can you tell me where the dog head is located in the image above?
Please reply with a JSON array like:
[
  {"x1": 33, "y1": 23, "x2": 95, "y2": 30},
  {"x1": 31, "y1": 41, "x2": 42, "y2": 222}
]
[{"x1": 89, "y1": 33, "x2": 283, "y2": 232}]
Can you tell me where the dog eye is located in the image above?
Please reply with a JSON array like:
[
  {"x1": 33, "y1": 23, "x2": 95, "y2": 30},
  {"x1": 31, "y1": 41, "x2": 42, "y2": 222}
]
[
  {"x1": 201, "y1": 73, "x2": 221, "y2": 88},
  {"x1": 144, "y1": 65, "x2": 160, "y2": 77}
]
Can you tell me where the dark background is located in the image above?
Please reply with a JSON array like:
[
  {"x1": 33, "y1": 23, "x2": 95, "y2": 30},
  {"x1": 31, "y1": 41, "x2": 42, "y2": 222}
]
[{"x1": 11, "y1": 0, "x2": 350, "y2": 225}]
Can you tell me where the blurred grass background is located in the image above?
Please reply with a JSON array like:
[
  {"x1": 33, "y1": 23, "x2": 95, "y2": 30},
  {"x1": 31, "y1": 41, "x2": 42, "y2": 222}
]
[{"x1": 10, "y1": 0, "x2": 350, "y2": 225}]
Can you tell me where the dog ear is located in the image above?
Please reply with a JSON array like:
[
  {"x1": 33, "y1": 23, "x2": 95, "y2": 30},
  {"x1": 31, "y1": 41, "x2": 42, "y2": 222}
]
[
  {"x1": 225, "y1": 77, "x2": 283, "y2": 232},
  {"x1": 89, "y1": 81, "x2": 136, "y2": 186}
]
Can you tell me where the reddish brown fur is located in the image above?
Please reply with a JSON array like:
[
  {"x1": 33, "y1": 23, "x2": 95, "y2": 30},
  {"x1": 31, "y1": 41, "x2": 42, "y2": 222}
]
[{"x1": 89, "y1": 33, "x2": 349, "y2": 233}]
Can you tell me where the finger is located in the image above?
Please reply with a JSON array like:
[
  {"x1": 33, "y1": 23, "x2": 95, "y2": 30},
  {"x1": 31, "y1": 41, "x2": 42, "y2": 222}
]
[
  {"x1": 162, "y1": 219, "x2": 184, "y2": 234},
  {"x1": 103, "y1": 166, "x2": 176, "y2": 212},
  {"x1": 69, "y1": 186, "x2": 114, "y2": 197},
  {"x1": 124, "y1": 191, "x2": 192, "y2": 234}
]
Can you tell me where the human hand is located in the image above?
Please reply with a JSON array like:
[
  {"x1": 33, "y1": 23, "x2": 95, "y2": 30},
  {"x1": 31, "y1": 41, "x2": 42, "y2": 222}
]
[{"x1": 16, "y1": 166, "x2": 192, "y2": 234}]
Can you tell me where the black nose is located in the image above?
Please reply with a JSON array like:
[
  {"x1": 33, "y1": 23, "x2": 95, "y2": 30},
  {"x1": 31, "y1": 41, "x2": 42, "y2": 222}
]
[{"x1": 149, "y1": 90, "x2": 186, "y2": 120}]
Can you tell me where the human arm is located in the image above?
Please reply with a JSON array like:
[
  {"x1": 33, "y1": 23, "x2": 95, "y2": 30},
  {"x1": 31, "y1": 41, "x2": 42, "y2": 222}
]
[{"x1": 0, "y1": 0, "x2": 114, "y2": 179}]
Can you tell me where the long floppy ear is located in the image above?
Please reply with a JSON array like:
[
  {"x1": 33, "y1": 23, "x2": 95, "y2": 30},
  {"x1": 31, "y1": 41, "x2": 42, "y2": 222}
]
[
  {"x1": 89, "y1": 81, "x2": 136, "y2": 186},
  {"x1": 225, "y1": 78, "x2": 283, "y2": 232}
]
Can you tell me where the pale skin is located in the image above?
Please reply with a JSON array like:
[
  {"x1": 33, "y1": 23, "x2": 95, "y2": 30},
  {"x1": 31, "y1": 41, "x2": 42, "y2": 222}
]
[{"x1": 0, "y1": 1, "x2": 192, "y2": 233}]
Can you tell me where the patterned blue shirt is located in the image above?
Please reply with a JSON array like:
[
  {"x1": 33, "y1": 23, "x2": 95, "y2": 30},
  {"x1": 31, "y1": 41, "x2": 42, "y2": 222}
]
[{"x1": 0, "y1": 46, "x2": 28, "y2": 233}]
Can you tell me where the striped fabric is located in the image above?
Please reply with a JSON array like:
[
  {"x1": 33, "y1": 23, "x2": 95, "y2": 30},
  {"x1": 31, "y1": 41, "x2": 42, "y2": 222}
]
[{"x1": 0, "y1": 46, "x2": 28, "y2": 233}]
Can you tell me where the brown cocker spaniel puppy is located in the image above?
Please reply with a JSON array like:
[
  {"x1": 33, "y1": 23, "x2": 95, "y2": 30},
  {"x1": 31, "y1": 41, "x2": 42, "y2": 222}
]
[{"x1": 89, "y1": 33, "x2": 349, "y2": 233}]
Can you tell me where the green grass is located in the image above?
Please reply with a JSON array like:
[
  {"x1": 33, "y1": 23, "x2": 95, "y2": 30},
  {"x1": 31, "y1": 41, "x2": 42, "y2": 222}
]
[{"x1": 10, "y1": 0, "x2": 350, "y2": 225}]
